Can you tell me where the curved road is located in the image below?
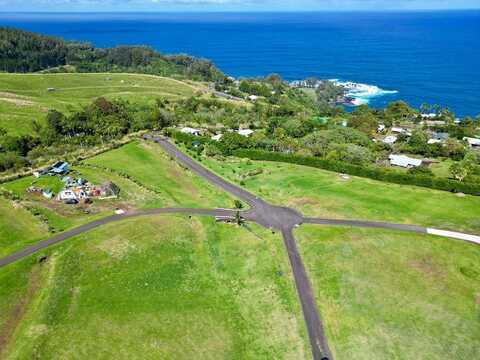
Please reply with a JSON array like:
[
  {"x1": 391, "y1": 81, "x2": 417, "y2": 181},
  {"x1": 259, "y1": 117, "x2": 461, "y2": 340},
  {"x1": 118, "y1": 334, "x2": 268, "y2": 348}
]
[{"x1": 2, "y1": 135, "x2": 479, "y2": 360}]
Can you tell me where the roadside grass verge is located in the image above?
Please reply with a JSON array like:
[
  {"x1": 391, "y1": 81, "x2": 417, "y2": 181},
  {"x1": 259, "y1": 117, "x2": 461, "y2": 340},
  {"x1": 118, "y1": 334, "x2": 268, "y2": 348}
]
[
  {"x1": 295, "y1": 225, "x2": 480, "y2": 360},
  {"x1": 1, "y1": 215, "x2": 309, "y2": 359}
]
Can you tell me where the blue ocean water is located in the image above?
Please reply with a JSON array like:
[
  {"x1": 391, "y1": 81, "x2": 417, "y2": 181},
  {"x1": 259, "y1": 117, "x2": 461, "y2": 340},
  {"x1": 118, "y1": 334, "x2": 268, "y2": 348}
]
[{"x1": 1, "y1": 11, "x2": 479, "y2": 116}]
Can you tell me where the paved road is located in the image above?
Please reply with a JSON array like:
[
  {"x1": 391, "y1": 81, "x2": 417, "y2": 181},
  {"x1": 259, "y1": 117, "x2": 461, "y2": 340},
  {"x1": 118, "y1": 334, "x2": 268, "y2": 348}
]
[{"x1": 2, "y1": 136, "x2": 480, "y2": 360}]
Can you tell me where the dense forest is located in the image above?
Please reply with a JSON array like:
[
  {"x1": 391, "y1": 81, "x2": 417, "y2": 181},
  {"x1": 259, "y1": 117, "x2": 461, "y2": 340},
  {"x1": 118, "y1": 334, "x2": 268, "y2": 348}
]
[{"x1": 0, "y1": 27, "x2": 224, "y2": 81}]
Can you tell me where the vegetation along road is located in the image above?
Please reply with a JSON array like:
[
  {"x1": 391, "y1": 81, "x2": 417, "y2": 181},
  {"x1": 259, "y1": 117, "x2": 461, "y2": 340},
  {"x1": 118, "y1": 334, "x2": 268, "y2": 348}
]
[{"x1": 2, "y1": 135, "x2": 480, "y2": 360}]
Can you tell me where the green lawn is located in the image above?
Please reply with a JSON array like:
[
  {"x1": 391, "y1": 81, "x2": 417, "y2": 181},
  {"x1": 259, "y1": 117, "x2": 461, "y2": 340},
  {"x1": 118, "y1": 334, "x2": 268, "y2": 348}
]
[
  {"x1": 1, "y1": 215, "x2": 308, "y2": 359},
  {"x1": 295, "y1": 225, "x2": 480, "y2": 360},
  {"x1": 0, "y1": 73, "x2": 200, "y2": 135},
  {"x1": 198, "y1": 154, "x2": 480, "y2": 233}
]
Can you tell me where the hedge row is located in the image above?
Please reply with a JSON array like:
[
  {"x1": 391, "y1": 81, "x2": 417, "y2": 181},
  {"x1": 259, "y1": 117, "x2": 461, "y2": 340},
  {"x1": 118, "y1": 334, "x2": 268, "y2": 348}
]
[{"x1": 233, "y1": 149, "x2": 480, "y2": 196}]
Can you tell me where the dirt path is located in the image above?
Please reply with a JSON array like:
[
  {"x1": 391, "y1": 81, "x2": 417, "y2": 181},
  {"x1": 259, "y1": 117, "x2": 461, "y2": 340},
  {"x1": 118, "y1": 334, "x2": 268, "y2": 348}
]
[{"x1": 0, "y1": 265, "x2": 41, "y2": 357}]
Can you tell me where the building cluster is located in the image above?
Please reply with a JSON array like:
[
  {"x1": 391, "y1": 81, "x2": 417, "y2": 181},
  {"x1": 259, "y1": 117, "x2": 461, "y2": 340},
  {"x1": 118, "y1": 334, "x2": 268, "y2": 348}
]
[{"x1": 29, "y1": 161, "x2": 120, "y2": 205}]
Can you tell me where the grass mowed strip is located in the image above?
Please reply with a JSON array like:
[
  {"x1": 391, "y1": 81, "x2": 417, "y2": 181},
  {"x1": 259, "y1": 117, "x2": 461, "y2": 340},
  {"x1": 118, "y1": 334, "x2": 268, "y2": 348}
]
[
  {"x1": 1, "y1": 215, "x2": 309, "y2": 359},
  {"x1": 199, "y1": 155, "x2": 480, "y2": 233},
  {"x1": 295, "y1": 225, "x2": 480, "y2": 360},
  {"x1": 0, "y1": 73, "x2": 199, "y2": 135},
  {"x1": 85, "y1": 141, "x2": 235, "y2": 209}
]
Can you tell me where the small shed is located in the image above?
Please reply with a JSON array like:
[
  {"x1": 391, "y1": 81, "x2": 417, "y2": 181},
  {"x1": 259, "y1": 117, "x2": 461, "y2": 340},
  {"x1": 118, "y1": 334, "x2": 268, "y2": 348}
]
[
  {"x1": 100, "y1": 181, "x2": 120, "y2": 198},
  {"x1": 50, "y1": 161, "x2": 69, "y2": 175},
  {"x1": 389, "y1": 154, "x2": 423, "y2": 168},
  {"x1": 181, "y1": 127, "x2": 201, "y2": 136},
  {"x1": 237, "y1": 129, "x2": 254, "y2": 137}
]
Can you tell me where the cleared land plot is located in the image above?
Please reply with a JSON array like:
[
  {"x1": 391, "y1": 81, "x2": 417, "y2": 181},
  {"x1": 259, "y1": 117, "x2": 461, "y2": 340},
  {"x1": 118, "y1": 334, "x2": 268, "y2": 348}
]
[
  {"x1": 0, "y1": 140, "x2": 233, "y2": 257},
  {"x1": 0, "y1": 73, "x2": 200, "y2": 135},
  {"x1": 84, "y1": 141, "x2": 236, "y2": 209},
  {"x1": 199, "y1": 155, "x2": 480, "y2": 233},
  {"x1": 0, "y1": 215, "x2": 309, "y2": 359},
  {"x1": 295, "y1": 225, "x2": 480, "y2": 360}
]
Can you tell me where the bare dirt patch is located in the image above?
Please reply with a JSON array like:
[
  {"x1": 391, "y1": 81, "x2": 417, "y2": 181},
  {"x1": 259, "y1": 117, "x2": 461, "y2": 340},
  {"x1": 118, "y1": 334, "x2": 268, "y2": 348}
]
[
  {"x1": 410, "y1": 256, "x2": 445, "y2": 280},
  {"x1": 97, "y1": 236, "x2": 136, "y2": 259},
  {"x1": 0, "y1": 92, "x2": 36, "y2": 106},
  {"x1": 0, "y1": 265, "x2": 42, "y2": 356}
]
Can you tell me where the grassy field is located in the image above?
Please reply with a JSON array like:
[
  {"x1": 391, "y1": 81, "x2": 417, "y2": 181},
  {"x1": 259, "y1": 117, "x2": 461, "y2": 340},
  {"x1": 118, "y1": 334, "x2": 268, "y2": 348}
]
[
  {"x1": 197, "y1": 154, "x2": 480, "y2": 233},
  {"x1": 0, "y1": 215, "x2": 309, "y2": 359},
  {"x1": 0, "y1": 73, "x2": 201, "y2": 135},
  {"x1": 295, "y1": 225, "x2": 480, "y2": 360}
]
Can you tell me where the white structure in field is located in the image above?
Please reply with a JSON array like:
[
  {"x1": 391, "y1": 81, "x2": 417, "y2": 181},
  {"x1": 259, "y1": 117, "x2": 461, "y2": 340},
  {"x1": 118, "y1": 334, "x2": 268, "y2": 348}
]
[
  {"x1": 247, "y1": 95, "x2": 258, "y2": 102},
  {"x1": 211, "y1": 134, "x2": 223, "y2": 141},
  {"x1": 181, "y1": 127, "x2": 201, "y2": 136},
  {"x1": 237, "y1": 129, "x2": 254, "y2": 137},
  {"x1": 389, "y1": 154, "x2": 423, "y2": 168},
  {"x1": 382, "y1": 135, "x2": 398, "y2": 145},
  {"x1": 464, "y1": 137, "x2": 480, "y2": 147}
]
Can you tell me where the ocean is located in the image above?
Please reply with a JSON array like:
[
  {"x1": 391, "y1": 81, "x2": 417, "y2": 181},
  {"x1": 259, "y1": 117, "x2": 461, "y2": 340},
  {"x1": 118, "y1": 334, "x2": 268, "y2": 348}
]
[{"x1": 1, "y1": 11, "x2": 479, "y2": 117}]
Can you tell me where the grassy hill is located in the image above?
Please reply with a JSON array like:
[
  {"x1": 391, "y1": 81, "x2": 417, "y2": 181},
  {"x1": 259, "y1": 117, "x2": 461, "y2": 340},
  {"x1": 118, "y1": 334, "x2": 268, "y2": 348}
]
[{"x1": 0, "y1": 73, "x2": 203, "y2": 135}]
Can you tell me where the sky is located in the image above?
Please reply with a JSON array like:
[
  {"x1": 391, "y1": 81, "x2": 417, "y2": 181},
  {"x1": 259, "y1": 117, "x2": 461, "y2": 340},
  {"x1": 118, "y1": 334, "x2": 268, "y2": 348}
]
[{"x1": 0, "y1": 0, "x2": 479, "y2": 12}]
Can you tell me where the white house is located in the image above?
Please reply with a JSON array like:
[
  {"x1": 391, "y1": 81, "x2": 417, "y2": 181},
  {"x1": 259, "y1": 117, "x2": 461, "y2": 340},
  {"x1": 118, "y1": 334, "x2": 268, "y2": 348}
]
[
  {"x1": 421, "y1": 113, "x2": 437, "y2": 119},
  {"x1": 181, "y1": 127, "x2": 201, "y2": 136},
  {"x1": 391, "y1": 127, "x2": 411, "y2": 136},
  {"x1": 237, "y1": 129, "x2": 254, "y2": 137},
  {"x1": 382, "y1": 135, "x2": 398, "y2": 145},
  {"x1": 58, "y1": 190, "x2": 77, "y2": 201},
  {"x1": 427, "y1": 139, "x2": 442, "y2": 144},
  {"x1": 389, "y1": 154, "x2": 423, "y2": 168},
  {"x1": 377, "y1": 124, "x2": 386, "y2": 132},
  {"x1": 247, "y1": 95, "x2": 258, "y2": 102},
  {"x1": 464, "y1": 137, "x2": 480, "y2": 148},
  {"x1": 212, "y1": 134, "x2": 223, "y2": 141}
]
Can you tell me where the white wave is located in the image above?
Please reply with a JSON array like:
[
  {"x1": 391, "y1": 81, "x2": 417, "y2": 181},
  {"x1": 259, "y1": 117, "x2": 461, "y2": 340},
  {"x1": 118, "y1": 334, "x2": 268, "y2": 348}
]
[{"x1": 332, "y1": 80, "x2": 398, "y2": 105}]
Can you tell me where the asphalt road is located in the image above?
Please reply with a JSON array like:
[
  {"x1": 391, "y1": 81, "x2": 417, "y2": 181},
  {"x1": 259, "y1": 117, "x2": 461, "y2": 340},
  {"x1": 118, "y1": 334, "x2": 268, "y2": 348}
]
[{"x1": 2, "y1": 136, "x2": 479, "y2": 360}]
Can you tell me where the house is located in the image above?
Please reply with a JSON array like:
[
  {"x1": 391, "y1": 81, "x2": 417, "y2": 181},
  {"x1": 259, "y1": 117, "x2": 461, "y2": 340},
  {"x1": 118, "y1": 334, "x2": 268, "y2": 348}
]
[
  {"x1": 389, "y1": 154, "x2": 423, "y2": 168},
  {"x1": 237, "y1": 129, "x2": 254, "y2": 137},
  {"x1": 391, "y1": 127, "x2": 404, "y2": 133},
  {"x1": 421, "y1": 113, "x2": 437, "y2": 119},
  {"x1": 382, "y1": 135, "x2": 398, "y2": 145},
  {"x1": 464, "y1": 137, "x2": 480, "y2": 147},
  {"x1": 49, "y1": 161, "x2": 69, "y2": 175},
  {"x1": 58, "y1": 190, "x2": 77, "y2": 201},
  {"x1": 247, "y1": 95, "x2": 258, "y2": 102},
  {"x1": 212, "y1": 134, "x2": 223, "y2": 141},
  {"x1": 181, "y1": 127, "x2": 201, "y2": 136},
  {"x1": 377, "y1": 124, "x2": 386, "y2": 132},
  {"x1": 428, "y1": 132, "x2": 449, "y2": 144}
]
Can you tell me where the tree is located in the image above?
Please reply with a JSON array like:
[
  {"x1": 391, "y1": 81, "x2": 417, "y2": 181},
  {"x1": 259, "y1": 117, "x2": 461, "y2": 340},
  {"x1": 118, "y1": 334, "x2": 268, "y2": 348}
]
[
  {"x1": 450, "y1": 161, "x2": 469, "y2": 182},
  {"x1": 349, "y1": 108, "x2": 378, "y2": 135},
  {"x1": 420, "y1": 103, "x2": 430, "y2": 114}
]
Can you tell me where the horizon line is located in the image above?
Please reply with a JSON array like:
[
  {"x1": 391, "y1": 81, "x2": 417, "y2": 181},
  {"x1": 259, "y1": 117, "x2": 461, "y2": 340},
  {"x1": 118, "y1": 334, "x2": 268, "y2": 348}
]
[{"x1": 1, "y1": 9, "x2": 480, "y2": 14}]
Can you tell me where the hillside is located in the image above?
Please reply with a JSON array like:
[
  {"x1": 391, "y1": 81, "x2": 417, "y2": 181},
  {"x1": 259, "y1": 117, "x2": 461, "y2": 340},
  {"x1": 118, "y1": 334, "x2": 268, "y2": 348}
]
[
  {"x1": 0, "y1": 73, "x2": 202, "y2": 135},
  {"x1": 0, "y1": 27, "x2": 224, "y2": 81}
]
